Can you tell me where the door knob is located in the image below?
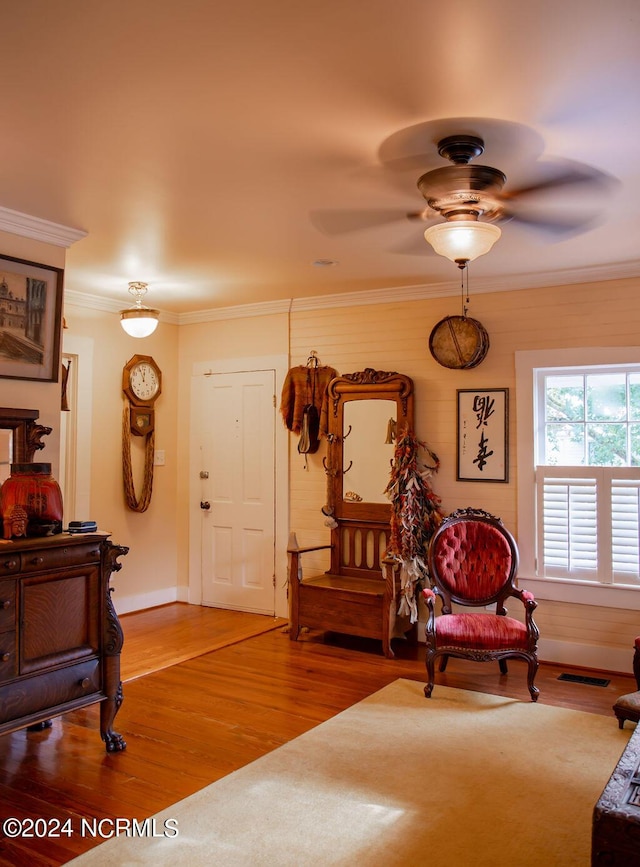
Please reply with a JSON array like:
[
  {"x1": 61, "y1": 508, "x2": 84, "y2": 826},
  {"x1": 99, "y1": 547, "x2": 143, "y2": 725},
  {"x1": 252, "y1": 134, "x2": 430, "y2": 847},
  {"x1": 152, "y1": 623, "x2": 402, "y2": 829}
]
[{"x1": 200, "y1": 501, "x2": 211, "y2": 510}]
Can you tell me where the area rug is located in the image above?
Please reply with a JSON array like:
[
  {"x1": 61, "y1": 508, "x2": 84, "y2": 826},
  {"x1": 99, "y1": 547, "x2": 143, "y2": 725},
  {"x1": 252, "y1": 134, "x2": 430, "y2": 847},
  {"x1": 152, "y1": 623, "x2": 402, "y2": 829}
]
[{"x1": 67, "y1": 679, "x2": 629, "y2": 867}]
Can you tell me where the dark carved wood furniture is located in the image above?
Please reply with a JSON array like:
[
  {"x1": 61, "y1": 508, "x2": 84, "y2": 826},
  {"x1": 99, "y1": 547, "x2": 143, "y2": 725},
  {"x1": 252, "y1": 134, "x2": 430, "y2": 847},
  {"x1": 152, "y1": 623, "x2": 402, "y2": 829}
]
[
  {"x1": 0, "y1": 407, "x2": 52, "y2": 464},
  {"x1": 593, "y1": 723, "x2": 640, "y2": 865},
  {"x1": 0, "y1": 532, "x2": 128, "y2": 752},
  {"x1": 423, "y1": 507, "x2": 540, "y2": 701},
  {"x1": 288, "y1": 369, "x2": 414, "y2": 658},
  {"x1": 612, "y1": 639, "x2": 640, "y2": 729}
]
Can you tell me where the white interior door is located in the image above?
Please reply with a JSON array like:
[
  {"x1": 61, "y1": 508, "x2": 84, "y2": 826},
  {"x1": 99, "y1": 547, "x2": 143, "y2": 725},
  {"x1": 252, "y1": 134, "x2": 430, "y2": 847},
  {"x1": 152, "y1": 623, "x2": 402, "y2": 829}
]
[{"x1": 200, "y1": 369, "x2": 276, "y2": 614}]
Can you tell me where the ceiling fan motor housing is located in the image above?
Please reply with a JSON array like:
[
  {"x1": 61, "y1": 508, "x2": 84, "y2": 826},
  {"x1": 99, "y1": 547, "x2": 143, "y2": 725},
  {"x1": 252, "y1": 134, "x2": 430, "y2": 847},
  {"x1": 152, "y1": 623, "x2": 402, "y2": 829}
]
[{"x1": 417, "y1": 135, "x2": 508, "y2": 221}]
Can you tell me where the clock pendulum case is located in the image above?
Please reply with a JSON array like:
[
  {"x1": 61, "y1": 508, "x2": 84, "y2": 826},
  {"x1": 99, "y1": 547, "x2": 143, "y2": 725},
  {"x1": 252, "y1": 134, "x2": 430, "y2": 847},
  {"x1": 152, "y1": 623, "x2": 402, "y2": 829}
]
[{"x1": 122, "y1": 354, "x2": 162, "y2": 512}]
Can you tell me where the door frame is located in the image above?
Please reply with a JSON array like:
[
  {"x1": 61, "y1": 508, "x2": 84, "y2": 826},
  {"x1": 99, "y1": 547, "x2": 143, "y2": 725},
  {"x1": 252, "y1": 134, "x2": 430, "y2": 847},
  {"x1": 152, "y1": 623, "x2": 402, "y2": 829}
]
[
  {"x1": 60, "y1": 334, "x2": 94, "y2": 522},
  {"x1": 188, "y1": 354, "x2": 289, "y2": 617}
]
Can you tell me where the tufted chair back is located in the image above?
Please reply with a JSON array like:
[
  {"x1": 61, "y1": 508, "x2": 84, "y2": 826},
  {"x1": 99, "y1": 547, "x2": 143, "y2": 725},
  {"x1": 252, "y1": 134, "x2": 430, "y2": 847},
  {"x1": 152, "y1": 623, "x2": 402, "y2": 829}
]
[
  {"x1": 422, "y1": 507, "x2": 539, "y2": 702},
  {"x1": 430, "y1": 516, "x2": 518, "y2": 608}
]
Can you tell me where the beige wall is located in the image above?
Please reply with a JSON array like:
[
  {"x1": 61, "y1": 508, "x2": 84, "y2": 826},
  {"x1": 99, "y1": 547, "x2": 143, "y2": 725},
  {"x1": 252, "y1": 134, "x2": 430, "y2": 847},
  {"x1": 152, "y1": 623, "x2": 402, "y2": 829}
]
[
  {"x1": 59, "y1": 273, "x2": 640, "y2": 671},
  {"x1": 287, "y1": 276, "x2": 640, "y2": 670},
  {"x1": 62, "y1": 303, "x2": 179, "y2": 613}
]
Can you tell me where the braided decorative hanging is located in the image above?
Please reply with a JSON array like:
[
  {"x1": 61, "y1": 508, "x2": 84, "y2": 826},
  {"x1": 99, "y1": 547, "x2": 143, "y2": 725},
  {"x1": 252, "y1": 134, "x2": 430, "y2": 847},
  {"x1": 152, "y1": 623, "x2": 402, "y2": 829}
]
[{"x1": 122, "y1": 398, "x2": 154, "y2": 512}]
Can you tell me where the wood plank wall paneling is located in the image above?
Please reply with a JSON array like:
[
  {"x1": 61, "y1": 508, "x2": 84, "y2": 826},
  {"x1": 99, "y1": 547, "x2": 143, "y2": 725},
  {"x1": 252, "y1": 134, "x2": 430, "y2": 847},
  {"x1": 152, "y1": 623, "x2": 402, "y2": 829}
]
[{"x1": 286, "y1": 277, "x2": 640, "y2": 661}]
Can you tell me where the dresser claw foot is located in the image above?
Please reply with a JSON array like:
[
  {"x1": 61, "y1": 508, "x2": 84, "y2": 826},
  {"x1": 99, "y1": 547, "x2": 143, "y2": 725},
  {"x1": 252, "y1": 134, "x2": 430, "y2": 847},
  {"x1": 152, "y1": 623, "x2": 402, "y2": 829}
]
[{"x1": 102, "y1": 730, "x2": 127, "y2": 753}]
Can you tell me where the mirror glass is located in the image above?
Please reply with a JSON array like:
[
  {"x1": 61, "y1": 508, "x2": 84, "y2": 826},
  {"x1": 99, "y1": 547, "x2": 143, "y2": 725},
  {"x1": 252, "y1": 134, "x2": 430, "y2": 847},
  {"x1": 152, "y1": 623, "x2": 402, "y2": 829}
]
[{"x1": 342, "y1": 399, "x2": 396, "y2": 504}]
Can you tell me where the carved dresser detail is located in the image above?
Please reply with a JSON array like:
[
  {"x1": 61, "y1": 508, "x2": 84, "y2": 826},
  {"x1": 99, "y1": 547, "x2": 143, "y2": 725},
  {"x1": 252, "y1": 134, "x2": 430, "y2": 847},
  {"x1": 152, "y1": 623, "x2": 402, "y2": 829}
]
[
  {"x1": 0, "y1": 532, "x2": 128, "y2": 752},
  {"x1": 593, "y1": 723, "x2": 640, "y2": 864}
]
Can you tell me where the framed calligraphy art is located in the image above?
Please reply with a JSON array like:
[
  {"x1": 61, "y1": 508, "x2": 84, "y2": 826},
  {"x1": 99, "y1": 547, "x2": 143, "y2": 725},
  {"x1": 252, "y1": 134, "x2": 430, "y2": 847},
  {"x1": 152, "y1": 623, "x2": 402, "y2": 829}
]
[
  {"x1": 0, "y1": 254, "x2": 64, "y2": 382},
  {"x1": 457, "y1": 388, "x2": 509, "y2": 483}
]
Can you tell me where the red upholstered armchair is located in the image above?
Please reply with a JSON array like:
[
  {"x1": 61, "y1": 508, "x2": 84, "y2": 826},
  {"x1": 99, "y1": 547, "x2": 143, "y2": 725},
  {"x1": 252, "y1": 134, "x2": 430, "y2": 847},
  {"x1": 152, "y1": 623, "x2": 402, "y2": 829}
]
[{"x1": 422, "y1": 508, "x2": 540, "y2": 702}]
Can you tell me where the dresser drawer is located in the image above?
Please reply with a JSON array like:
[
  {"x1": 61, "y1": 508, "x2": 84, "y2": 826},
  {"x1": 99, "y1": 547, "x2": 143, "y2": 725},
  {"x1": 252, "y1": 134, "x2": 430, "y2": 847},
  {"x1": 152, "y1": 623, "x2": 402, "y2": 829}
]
[
  {"x1": 0, "y1": 579, "x2": 16, "y2": 633},
  {"x1": 18, "y1": 542, "x2": 102, "y2": 574},
  {"x1": 0, "y1": 554, "x2": 20, "y2": 575},
  {"x1": 0, "y1": 631, "x2": 17, "y2": 682},
  {"x1": 0, "y1": 658, "x2": 102, "y2": 725}
]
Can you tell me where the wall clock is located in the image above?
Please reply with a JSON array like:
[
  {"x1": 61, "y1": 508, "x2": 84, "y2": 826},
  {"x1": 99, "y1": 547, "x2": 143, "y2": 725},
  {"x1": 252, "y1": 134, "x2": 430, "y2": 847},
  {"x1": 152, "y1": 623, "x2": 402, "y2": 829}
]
[
  {"x1": 122, "y1": 354, "x2": 162, "y2": 430},
  {"x1": 122, "y1": 354, "x2": 162, "y2": 512},
  {"x1": 428, "y1": 315, "x2": 490, "y2": 370}
]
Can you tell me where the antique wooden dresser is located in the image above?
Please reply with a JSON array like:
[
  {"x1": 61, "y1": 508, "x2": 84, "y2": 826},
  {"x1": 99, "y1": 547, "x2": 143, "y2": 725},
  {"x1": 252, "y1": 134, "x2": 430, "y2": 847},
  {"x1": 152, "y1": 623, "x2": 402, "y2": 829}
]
[{"x1": 0, "y1": 532, "x2": 128, "y2": 752}]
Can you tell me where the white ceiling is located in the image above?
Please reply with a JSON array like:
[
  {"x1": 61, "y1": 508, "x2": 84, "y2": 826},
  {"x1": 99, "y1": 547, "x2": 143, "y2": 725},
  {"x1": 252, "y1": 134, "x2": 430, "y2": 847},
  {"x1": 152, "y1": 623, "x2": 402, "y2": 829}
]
[{"x1": 2, "y1": 0, "x2": 640, "y2": 315}]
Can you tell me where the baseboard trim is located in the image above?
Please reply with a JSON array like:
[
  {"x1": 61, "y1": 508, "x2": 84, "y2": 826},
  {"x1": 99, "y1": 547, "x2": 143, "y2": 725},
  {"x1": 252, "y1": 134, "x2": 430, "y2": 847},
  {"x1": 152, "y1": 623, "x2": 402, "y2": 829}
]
[
  {"x1": 113, "y1": 587, "x2": 179, "y2": 615},
  {"x1": 536, "y1": 638, "x2": 632, "y2": 676}
]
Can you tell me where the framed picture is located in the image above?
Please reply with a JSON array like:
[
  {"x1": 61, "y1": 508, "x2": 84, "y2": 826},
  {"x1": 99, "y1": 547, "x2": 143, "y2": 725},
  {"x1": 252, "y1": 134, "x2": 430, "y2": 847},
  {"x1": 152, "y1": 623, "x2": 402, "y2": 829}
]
[
  {"x1": 457, "y1": 388, "x2": 509, "y2": 482},
  {"x1": 0, "y1": 254, "x2": 64, "y2": 382}
]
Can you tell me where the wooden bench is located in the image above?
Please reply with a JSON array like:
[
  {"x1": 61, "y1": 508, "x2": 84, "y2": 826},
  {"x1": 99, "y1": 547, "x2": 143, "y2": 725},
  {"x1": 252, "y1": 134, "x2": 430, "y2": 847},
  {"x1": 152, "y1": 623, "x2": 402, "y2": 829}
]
[{"x1": 287, "y1": 520, "x2": 405, "y2": 658}]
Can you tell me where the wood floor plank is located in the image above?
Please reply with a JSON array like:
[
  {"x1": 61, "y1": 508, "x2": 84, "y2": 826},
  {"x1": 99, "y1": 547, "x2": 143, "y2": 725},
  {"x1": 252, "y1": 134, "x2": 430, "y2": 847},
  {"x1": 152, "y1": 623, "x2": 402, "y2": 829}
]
[
  {"x1": 119, "y1": 602, "x2": 286, "y2": 681},
  {"x1": 0, "y1": 605, "x2": 636, "y2": 866}
]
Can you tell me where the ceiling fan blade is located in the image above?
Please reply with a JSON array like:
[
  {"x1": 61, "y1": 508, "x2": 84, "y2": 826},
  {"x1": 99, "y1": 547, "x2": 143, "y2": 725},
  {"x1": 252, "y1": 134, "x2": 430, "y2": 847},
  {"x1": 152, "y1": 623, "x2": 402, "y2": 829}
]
[
  {"x1": 506, "y1": 209, "x2": 601, "y2": 238},
  {"x1": 310, "y1": 208, "x2": 426, "y2": 236},
  {"x1": 377, "y1": 117, "x2": 546, "y2": 174},
  {"x1": 502, "y1": 159, "x2": 617, "y2": 201},
  {"x1": 389, "y1": 232, "x2": 438, "y2": 256}
]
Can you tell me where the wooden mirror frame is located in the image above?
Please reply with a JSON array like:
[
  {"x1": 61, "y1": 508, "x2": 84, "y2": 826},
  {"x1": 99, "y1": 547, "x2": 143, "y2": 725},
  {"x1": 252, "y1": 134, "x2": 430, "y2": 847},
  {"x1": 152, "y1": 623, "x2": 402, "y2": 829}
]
[
  {"x1": 0, "y1": 408, "x2": 52, "y2": 464},
  {"x1": 325, "y1": 369, "x2": 414, "y2": 522}
]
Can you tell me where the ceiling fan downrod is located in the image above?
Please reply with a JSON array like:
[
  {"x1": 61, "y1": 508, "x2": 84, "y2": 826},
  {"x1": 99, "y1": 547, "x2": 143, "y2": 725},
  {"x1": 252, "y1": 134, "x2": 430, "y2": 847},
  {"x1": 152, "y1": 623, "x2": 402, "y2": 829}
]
[{"x1": 437, "y1": 135, "x2": 485, "y2": 165}]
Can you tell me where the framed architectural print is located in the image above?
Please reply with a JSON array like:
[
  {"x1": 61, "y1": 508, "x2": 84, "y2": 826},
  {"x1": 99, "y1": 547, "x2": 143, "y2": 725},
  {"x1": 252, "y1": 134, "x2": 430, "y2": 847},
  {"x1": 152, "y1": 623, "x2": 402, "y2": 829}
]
[
  {"x1": 457, "y1": 388, "x2": 509, "y2": 482},
  {"x1": 0, "y1": 255, "x2": 64, "y2": 382}
]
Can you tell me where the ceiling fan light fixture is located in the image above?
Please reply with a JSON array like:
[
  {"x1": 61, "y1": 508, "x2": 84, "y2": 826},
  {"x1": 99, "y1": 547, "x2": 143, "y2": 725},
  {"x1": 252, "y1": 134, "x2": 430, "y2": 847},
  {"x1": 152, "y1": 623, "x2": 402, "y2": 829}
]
[
  {"x1": 119, "y1": 281, "x2": 159, "y2": 338},
  {"x1": 424, "y1": 220, "x2": 501, "y2": 264}
]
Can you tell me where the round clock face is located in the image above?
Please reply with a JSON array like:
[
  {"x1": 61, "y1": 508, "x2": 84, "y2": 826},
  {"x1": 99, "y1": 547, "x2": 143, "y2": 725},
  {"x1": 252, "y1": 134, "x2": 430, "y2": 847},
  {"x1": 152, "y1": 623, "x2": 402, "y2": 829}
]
[{"x1": 130, "y1": 361, "x2": 160, "y2": 401}]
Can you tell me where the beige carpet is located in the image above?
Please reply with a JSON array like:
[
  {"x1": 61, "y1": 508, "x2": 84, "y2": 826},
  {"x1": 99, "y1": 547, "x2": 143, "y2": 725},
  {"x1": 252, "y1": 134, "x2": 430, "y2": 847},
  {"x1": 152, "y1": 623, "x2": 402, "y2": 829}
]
[{"x1": 68, "y1": 679, "x2": 630, "y2": 867}]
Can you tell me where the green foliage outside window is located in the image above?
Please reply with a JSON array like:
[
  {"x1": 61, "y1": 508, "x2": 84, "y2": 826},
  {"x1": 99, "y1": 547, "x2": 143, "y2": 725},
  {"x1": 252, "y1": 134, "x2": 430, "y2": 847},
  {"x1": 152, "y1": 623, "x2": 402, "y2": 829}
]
[{"x1": 544, "y1": 372, "x2": 640, "y2": 466}]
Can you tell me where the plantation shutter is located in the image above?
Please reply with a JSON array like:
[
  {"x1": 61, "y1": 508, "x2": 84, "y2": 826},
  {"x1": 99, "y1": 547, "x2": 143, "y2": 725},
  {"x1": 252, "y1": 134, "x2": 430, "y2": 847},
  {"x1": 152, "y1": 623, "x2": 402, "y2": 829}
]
[
  {"x1": 537, "y1": 467, "x2": 640, "y2": 585},
  {"x1": 611, "y1": 479, "x2": 640, "y2": 584},
  {"x1": 538, "y1": 471, "x2": 598, "y2": 579}
]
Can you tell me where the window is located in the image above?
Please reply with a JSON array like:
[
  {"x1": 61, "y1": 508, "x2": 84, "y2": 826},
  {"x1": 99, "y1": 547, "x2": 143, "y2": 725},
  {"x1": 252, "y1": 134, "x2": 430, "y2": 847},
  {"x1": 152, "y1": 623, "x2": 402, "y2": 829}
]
[{"x1": 516, "y1": 348, "x2": 640, "y2": 609}]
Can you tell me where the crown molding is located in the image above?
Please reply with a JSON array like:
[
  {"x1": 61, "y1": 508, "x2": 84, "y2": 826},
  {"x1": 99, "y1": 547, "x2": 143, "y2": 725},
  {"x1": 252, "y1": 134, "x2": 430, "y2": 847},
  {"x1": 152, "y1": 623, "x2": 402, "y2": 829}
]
[
  {"x1": 64, "y1": 259, "x2": 640, "y2": 325},
  {"x1": 64, "y1": 289, "x2": 179, "y2": 324},
  {"x1": 178, "y1": 298, "x2": 292, "y2": 323},
  {"x1": 290, "y1": 260, "x2": 640, "y2": 312},
  {"x1": 0, "y1": 205, "x2": 87, "y2": 248}
]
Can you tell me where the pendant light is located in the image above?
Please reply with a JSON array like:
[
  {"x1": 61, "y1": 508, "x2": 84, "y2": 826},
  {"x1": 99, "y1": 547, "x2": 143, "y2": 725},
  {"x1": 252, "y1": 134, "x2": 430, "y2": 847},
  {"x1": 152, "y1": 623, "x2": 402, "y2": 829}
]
[{"x1": 119, "y1": 282, "x2": 159, "y2": 338}]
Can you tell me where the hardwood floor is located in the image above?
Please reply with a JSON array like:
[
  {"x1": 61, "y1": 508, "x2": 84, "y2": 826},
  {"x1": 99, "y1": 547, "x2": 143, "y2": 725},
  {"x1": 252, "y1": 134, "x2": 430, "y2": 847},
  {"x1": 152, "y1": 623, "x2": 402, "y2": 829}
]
[
  {"x1": 119, "y1": 603, "x2": 288, "y2": 681},
  {"x1": 0, "y1": 603, "x2": 636, "y2": 866}
]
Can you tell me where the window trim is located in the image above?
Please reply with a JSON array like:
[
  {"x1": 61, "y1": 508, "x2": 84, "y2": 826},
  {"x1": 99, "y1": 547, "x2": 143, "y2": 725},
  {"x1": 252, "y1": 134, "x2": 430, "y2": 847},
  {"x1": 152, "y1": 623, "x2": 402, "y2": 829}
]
[{"x1": 516, "y1": 346, "x2": 640, "y2": 610}]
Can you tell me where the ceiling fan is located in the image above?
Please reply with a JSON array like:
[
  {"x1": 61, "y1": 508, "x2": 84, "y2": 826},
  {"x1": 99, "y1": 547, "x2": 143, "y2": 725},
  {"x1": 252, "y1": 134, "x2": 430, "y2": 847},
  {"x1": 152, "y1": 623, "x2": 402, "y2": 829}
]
[{"x1": 312, "y1": 127, "x2": 616, "y2": 260}]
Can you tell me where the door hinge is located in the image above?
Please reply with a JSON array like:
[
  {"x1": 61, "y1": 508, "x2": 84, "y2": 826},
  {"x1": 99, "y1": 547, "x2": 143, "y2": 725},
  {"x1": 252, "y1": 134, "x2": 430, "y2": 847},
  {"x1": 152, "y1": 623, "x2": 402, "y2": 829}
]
[{"x1": 273, "y1": 394, "x2": 276, "y2": 408}]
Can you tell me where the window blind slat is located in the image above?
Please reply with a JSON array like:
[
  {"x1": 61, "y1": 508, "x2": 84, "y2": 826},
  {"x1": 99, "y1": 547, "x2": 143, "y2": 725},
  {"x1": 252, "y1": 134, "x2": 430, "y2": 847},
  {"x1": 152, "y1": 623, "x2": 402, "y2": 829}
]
[{"x1": 541, "y1": 478, "x2": 598, "y2": 578}]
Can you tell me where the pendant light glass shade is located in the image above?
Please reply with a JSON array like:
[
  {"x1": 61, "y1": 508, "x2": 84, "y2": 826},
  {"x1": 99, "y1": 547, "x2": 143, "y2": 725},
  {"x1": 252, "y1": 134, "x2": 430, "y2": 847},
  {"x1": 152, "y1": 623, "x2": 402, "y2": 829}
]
[
  {"x1": 424, "y1": 220, "x2": 501, "y2": 263},
  {"x1": 119, "y1": 282, "x2": 159, "y2": 338}
]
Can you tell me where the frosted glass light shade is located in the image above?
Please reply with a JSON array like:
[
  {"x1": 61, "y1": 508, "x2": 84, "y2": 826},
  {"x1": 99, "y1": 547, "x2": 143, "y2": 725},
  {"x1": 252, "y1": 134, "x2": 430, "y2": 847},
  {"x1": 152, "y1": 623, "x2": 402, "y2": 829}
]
[
  {"x1": 424, "y1": 220, "x2": 501, "y2": 263},
  {"x1": 120, "y1": 307, "x2": 159, "y2": 338}
]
